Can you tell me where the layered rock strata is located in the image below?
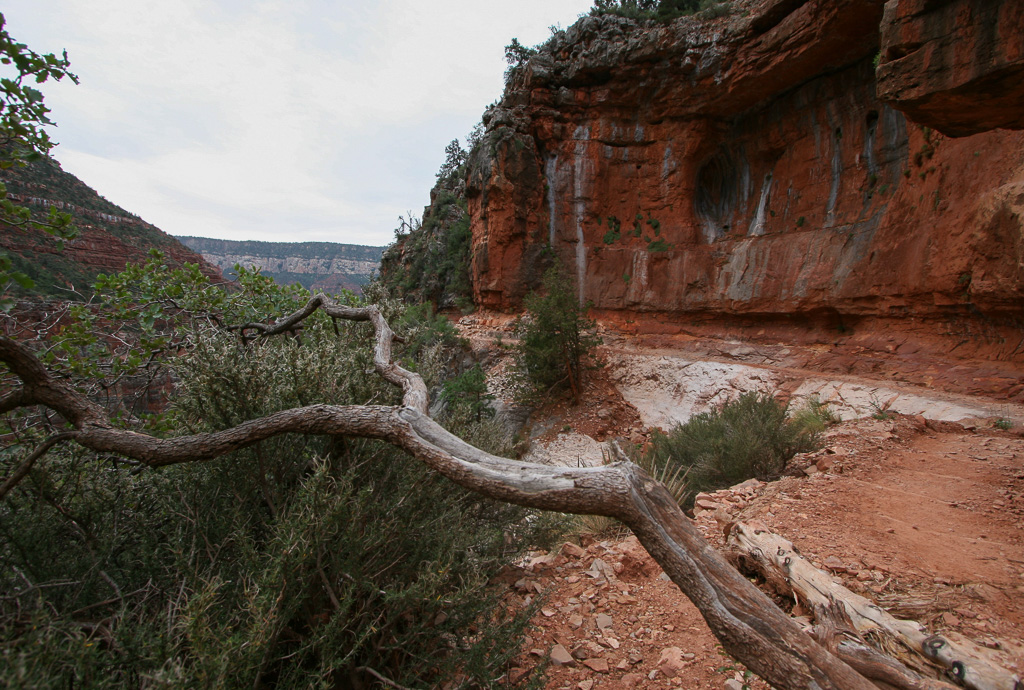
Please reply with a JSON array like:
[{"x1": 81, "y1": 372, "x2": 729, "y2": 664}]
[
  {"x1": 465, "y1": 0, "x2": 1024, "y2": 399},
  {"x1": 877, "y1": 0, "x2": 1024, "y2": 137},
  {"x1": 178, "y1": 237, "x2": 383, "y2": 293},
  {"x1": 1, "y1": 156, "x2": 221, "y2": 294}
]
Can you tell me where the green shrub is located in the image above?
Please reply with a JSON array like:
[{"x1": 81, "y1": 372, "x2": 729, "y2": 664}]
[
  {"x1": 514, "y1": 261, "x2": 601, "y2": 405},
  {"x1": 642, "y1": 392, "x2": 821, "y2": 507},
  {"x1": 589, "y1": 0, "x2": 731, "y2": 21},
  {"x1": 789, "y1": 395, "x2": 841, "y2": 433},
  {"x1": 441, "y1": 363, "x2": 495, "y2": 424},
  {"x1": 0, "y1": 264, "x2": 547, "y2": 688}
]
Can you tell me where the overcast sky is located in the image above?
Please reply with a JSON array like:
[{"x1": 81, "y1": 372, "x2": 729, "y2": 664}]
[{"x1": 3, "y1": 0, "x2": 593, "y2": 247}]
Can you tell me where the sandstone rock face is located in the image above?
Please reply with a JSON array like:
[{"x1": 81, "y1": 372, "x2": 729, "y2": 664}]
[
  {"x1": 466, "y1": 0, "x2": 1024, "y2": 389},
  {"x1": 877, "y1": 0, "x2": 1024, "y2": 137}
]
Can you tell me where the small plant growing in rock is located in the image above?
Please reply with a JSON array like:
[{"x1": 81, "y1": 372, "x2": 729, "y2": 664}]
[
  {"x1": 869, "y1": 394, "x2": 895, "y2": 420},
  {"x1": 994, "y1": 418, "x2": 1012, "y2": 431}
]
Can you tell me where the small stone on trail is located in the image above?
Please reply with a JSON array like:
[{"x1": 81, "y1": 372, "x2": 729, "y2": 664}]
[
  {"x1": 541, "y1": 607, "x2": 557, "y2": 617},
  {"x1": 583, "y1": 658, "x2": 609, "y2": 673},
  {"x1": 569, "y1": 613, "x2": 584, "y2": 629},
  {"x1": 586, "y1": 558, "x2": 616, "y2": 581},
  {"x1": 824, "y1": 556, "x2": 847, "y2": 572},
  {"x1": 731, "y1": 478, "x2": 762, "y2": 492},
  {"x1": 621, "y1": 673, "x2": 644, "y2": 688},
  {"x1": 725, "y1": 680, "x2": 745, "y2": 690},
  {"x1": 561, "y1": 542, "x2": 587, "y2": 558},
  {"x1": 577, "y1": 681, "x2": 594, "y2": 690},
  {"x1": 596, "y1": 613, "x2": 613, "y2": 629},
  {"x1": 657, "y1": 646, "x2": 687, "y2": 677},
  {"x1": 550, "y1": 644, "x2": 575, "y2": 666}
]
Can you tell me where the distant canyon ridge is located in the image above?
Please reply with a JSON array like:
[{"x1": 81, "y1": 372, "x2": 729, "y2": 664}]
[{"x1": 177, "y1": 237, "x2": 383, "y2": 294}]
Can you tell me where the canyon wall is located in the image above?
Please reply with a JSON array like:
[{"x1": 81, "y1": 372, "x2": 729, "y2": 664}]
[
  {"x1": 178, "y1": 237, "x2": 383, "y2": 294},
  {"x1": 1, "y1": 155, "x2": 221, "y2": 295},
  {"x1": 465, "y1": 0, "x2": 1024, "y2": 396}
]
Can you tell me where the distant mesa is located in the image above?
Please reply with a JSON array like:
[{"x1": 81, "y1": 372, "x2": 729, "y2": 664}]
[{"x1": 177, "y1": 236, "x2": 383, "y2": 295}]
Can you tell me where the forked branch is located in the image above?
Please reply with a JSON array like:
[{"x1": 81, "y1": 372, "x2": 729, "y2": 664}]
[{"x1": 0, "y1": 294, "x2": 939, "y2": 690}]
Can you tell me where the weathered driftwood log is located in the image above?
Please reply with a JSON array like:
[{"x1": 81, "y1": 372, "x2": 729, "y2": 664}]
[
  {"x1": 728, "y1": 522, "x2": 1022, "y2": 690},
  {"x1": 0, "y1": 294, "x2": 994, "y2": 690}
]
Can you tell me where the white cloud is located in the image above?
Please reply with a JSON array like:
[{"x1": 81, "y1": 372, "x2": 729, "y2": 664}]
[{"x1": 2, "y1": 0, "x2": 593, "y2": 245}]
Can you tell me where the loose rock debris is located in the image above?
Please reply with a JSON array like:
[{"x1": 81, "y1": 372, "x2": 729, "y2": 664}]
[{"x1": 494, "y1": 416, "x2": 1023, "y2": 689}]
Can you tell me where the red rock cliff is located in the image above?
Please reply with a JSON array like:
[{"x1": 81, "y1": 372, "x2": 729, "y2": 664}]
[{"x1": 466, "y1": 0, "x2": 1024, "y2": 396}]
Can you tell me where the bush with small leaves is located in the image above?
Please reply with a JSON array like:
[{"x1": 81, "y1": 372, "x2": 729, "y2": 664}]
[
  {"x1": 642, "y1": 392, "x2": 822, "y2": 508},
  {"x1": 0, "y1": 261, "x2": 549, "y2": 688},
  {"x1": 513, "y1": 261, "x2": 601, "y2": 405}
]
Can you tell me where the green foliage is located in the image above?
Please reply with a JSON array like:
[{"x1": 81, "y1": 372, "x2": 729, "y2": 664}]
[
  {"x1": 1, "y1": 260, "x2": 549, "y2": 688},
  {"x1": 868, "y1": 394, "x2": 895, "y2": 421},
  {"x1": 642, "y1": 392, "x2": 822, "y2": 507},
  {"x1": 379, "y1": 133, "x2": 475, "y2": 309},
  {"x1": 0, "y1": 13, "x2": 77, "y2": 160},
  {"x1": 789, "y1": 395, "x2": 841, "y2": 432},
  {"x1": 0, "y1": 12, "x2": 78, "y2": 310},
  {"x1": 504, "y1": 37, "x2": 537, "y2": 85},
  {"x1": 647, "y1": 238, "x2": 671, "y2": 252},
  {"x1": 436, "y1": 138, "x2": 468, "y2": 185},
  {"x1": 394, "y1": 302, "x2": 466, "y2": 388},
  {"x1": 514, "y1": 261, "x2": 601, "y2": 405},
  {"x1": 441, "y1": 364, "x2": 495, "y2": 424},
  {"x1": 994, "y1": 418, "x2": 1012, "y2": 431},
  {"x1": 589, "y1": 0, "x2": 732, "y2": 21}
]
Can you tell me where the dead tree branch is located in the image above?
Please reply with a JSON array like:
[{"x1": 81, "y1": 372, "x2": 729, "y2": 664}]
[
  {"x1": 0, "y1": 295, "x2": 958, "y2": 690},
  {"x1": 728, "y1": 522, "x2": 1021, "y2": 690}
]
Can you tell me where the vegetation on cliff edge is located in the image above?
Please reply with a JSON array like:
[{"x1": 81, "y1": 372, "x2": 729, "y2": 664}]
[{"x1": 379, "y1": 136, "x2": 476, "y2": 311}]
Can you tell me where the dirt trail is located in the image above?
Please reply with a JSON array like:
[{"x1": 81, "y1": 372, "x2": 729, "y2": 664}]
[
  {"x1": 498, "y1": 419, "x2": 1024, "y2": 689},
  {"x1": 455, "y1": 315, "x2": 1024, "y2": 688}
]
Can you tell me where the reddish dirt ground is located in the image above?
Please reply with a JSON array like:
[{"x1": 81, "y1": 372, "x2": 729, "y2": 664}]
[
  {"x1": 495, "y1": 403, "x2": 1024, "y2": 690},
  {"x1": 454, "y1": 313, "x2": 1023, "y2": 688}
]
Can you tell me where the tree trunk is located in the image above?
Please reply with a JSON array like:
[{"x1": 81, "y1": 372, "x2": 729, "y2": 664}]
[
  {"x1": 728, "y1": 522, "x2": 1021, "y2": 690},
  {"x1": 4, "y1": 295, "x2": 1009, "y2": 690}
]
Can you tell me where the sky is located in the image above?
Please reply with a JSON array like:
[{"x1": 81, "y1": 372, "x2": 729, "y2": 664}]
[{"x1": 2, "y1": 0, "x2": 594, "y2": 247}]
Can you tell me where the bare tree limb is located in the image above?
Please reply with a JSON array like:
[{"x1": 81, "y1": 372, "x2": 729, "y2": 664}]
[
  {"x1": 355, "y1": 666, "x2": 414, "y2": 690},
  {"x1": 0, "y1": 296, "x2": 933, "y2": 689},
  {"x1": 0, "y1": 387, "x2": 35, "y2": 415},
  {"x1": 728, "y1": 522, "x2": 1021, "y2": 690}
]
